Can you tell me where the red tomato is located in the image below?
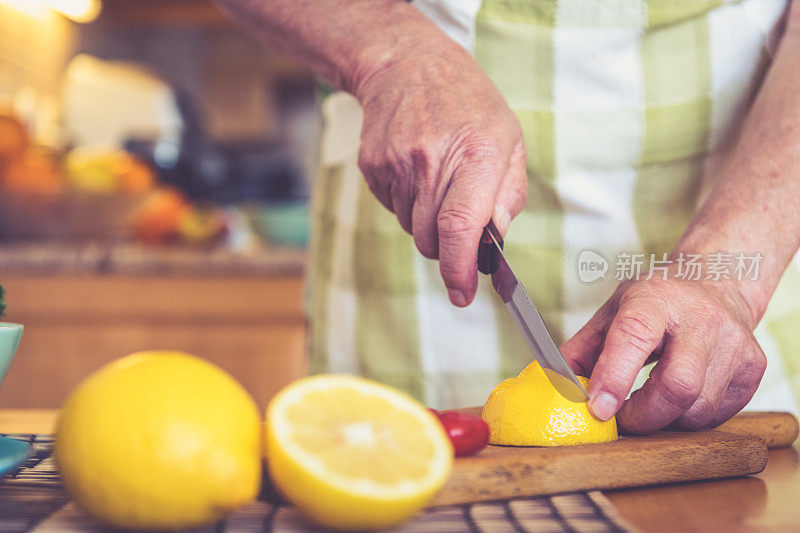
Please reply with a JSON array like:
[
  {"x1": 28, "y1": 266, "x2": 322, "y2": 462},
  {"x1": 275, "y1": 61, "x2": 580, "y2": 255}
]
[{"x1": 433, "y1": 411, "x2": 490, "y2": 457}]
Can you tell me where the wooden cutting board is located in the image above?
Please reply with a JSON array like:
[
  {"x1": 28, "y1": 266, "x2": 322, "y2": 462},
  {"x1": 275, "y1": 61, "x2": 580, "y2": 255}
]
[{"x1": 430, "y1": 410, "x2": 799, "y2": 507}]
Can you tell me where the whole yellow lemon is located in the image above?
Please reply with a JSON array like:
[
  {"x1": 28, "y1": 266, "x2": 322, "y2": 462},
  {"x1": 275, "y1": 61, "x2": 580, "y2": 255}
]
[
  {"x1": 482, "y1": 361, "x2": 618, "y2": 446},
  {"x1": 55, "y1": 351, "x2": 261, "y2": 530}
]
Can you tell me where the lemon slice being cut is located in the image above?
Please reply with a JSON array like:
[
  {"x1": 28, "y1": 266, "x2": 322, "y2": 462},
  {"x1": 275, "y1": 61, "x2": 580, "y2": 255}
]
[
  {"x1": 265, "y1": 375, "x2": 453, "y2": 531},
  {"x1": 482, "y1": 361, "x2": 618, "y2": 446}
]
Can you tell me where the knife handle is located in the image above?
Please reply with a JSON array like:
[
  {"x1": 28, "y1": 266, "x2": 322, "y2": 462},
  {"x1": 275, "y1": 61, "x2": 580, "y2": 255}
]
[{"x1": 478, "y1": 219, "x2": 504, "y2": 275}]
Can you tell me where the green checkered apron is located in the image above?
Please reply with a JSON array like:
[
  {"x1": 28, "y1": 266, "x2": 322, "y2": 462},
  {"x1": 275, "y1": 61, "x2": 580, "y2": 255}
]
[{"x1": 307, "y1": 0, "x2": 800, "y2": 414}]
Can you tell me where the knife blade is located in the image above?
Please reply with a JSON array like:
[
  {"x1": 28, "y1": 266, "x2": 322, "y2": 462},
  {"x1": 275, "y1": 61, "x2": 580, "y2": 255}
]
[{"x1": 479, "y1": 220, "x2": 589, "y2": 403}]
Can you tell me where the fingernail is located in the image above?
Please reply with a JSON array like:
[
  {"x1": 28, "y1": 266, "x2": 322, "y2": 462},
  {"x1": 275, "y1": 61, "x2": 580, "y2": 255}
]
[
  {"x1": 589, "y1": 393, "x2": 618, "y2": 421},
  {"x1": 448, "y1": 288, "x2": 467, "y2": 307}
]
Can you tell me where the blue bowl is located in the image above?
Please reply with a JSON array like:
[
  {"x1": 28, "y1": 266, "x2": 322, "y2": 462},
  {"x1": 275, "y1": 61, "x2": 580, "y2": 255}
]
[{"x1": 0, "y1": 323, "x2": 30, "y2": 477}]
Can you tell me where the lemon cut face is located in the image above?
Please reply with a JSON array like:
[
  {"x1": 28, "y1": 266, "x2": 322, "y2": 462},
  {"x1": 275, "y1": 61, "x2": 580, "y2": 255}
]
[
  {"x1": 482, "y1": 361, "x2": 618, "y2": 447},
  {"x1": 266, "y1": 375, "x2": 453, "y2": 531}
]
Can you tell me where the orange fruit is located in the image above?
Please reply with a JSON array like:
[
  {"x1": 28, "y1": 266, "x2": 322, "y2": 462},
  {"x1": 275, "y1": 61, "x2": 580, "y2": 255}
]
[
  {"x1": 132, "y1": 188, "x2": 190, "y2": 244},
  {"x1": 2, "y1": 147, "x2": 64, "y2": 194}
]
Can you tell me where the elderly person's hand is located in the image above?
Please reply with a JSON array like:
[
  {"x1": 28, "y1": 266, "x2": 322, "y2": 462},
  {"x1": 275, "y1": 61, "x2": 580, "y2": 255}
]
[
  {"x1": 559, "y1": 0, "x2": 800, "y2": 432},
  {"x1": 562, "y1": 2, "x2": 800, "y2": 433},
  {"x1": 219, "y1": 0, "x2": 800, "y2": 433},
  {"x1": 354, "y1": 46, "x2": 527, "y2": 306},
  {"x1": 217, "y1": 0, "x2": 527, "y2": 306},
  {"x1": 561, "y1": 276, "x2": 764, "y2": 434}
]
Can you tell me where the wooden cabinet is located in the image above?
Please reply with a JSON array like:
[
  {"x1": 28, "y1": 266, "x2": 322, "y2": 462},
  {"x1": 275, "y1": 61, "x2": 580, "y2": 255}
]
[{"x1": 0, "y1": 273, "x2": 308, "y2": 411}]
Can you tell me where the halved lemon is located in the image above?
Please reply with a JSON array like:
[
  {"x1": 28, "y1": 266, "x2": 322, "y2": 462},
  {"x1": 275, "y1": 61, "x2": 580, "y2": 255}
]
[
  {"x1": 482, "y1": 361, "x2": 618, "y2": 446},
  {"x1": 265, "y1": 375, "x2": 453, "y2": 531}
]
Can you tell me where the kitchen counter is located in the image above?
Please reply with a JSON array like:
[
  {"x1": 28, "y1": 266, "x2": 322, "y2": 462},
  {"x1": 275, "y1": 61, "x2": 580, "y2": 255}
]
[
  {"x1": 607, "y1": 440, "x2": 800, "y2": 531},
  {"x1": 0, "y1": 271, "x2": 308, "y2": 409},
  {"x1": 0, "y1": 242, "x2": 306, "y2": 276},
  {"x1": 0, "y1": 242, "x2": 309, "y2": 410},
  {"x1": 2, "y1": 409, "x2": 798, "y2": 532}
]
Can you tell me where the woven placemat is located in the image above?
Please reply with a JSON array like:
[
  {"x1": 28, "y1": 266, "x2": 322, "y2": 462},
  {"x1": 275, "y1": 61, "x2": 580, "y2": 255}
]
[{"x1": 0, "y1": 434, "x2": 634, "y2": 533}]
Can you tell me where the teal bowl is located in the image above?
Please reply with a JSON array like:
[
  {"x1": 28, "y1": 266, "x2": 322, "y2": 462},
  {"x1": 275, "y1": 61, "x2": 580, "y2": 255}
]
[
  {"x1": 248, "y1": 201, "x2": 310, "y2": 247},
  {"x1": 0, "y1": 323, "x2": 30, "y2": 476},
  {"x1": 0, "y1": 323, "x2": 22, "y2": 384}
]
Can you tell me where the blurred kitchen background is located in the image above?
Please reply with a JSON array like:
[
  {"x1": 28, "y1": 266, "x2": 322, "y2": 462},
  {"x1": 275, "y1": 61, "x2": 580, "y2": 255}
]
[{"x1": 0, "y1": 0, "x2": 315, "y2": 408}]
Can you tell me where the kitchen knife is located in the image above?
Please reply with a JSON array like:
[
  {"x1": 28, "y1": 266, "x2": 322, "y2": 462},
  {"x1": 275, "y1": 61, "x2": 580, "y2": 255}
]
[{"x1": 479, "y1": 220, "x2": 589, "y2": 403}]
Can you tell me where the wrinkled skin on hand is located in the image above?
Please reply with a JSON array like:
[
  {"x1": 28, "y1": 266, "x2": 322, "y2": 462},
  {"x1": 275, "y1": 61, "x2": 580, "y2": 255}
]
[
  {"x1": 560, "y1": 276, "x2": 765, "y2": 435},
  {"x1": 354, "y1": 45, "x2": 528, "y2": 307}
]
